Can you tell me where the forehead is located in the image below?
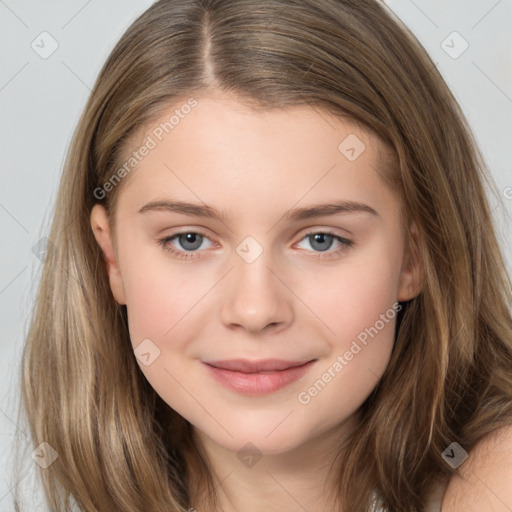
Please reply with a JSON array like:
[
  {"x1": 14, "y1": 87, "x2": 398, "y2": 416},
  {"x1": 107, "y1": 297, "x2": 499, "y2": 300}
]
[
  {"x1": 113, "y1": 93, "x2": 396, "y2": 221},
  {"x1": 126, "y1": 92, "x2": 383, "y2": 156}
]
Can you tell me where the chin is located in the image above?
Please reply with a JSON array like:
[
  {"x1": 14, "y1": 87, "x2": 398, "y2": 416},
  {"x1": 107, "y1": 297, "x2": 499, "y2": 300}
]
[{"x1": 195, "y1": 418, "x2": 309, "y2": 456}]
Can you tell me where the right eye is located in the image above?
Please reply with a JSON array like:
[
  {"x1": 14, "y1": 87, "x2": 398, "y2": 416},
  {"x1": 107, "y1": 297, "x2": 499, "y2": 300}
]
[{"x1": 158, "y1": 231, "x2": 215, "y2": 260}]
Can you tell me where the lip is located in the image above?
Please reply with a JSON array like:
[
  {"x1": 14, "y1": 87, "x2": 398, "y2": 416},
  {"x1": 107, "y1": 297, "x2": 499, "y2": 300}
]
[{"x1": 202, "y1": 359, "x2": 316, "y2": 395}]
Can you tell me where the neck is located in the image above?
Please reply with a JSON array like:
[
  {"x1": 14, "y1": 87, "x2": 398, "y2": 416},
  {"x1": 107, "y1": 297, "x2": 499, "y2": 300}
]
[{"x1": 185, "y1": 416, "x2": 359, "y2": 512}]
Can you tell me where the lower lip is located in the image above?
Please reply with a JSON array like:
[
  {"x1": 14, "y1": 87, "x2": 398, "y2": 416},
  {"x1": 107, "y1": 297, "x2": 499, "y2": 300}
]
[{"x1": 203, "y1": 360, "x2": 316, "y2": 396}]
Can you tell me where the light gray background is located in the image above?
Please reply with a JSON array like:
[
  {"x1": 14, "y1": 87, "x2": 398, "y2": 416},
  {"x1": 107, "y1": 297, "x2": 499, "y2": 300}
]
[{"x1": 1, "y1": 1, "x2": 511, "y2": 510}]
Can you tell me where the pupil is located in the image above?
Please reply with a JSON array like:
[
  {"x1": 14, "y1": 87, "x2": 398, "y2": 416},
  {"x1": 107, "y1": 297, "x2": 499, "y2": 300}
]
[
  {"x1": 181, "y1": 233, "x2": 202, "y2": 250},
  {"x1": 312, "y1": 233, "x2": 332, "y2": 252}
]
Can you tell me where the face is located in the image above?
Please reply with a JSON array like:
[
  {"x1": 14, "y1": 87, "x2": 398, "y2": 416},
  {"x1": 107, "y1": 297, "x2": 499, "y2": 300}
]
[{"x1": 91, "y1": 90, "x2": 421, "y2": 458}]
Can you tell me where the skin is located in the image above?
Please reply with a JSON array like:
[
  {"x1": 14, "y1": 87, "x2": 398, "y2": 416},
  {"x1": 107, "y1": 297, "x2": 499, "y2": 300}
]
[
  {"x1": 441, "y1": 426, "x2": 512, "y2": 511},
  {"x1": 91, "y1": 89, "x2": 424, "y2": 511}
]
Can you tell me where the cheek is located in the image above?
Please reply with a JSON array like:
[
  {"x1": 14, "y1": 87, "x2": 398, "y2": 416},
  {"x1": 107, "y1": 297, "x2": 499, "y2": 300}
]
[
  {"x1": 307, "y1": 252, "x2": 401, "y2": 345},
  {"x1": 118, "y1": 232, "x2": 208, "y2": 347},
  {"x1": 295, "y1": 269, "x2": 400, "y2": 420},
  {"x1": 119, "y1": 249, "x2": 208, "y2": 416},
  {"x1": 124, "y1": 273, "x2": 181, "y2": 345},
  {"x1": 295, "y1": 243, "x2": 402, "y2": 400},
  {"x1": 320, "y1": 270, "x2": 398, "y2": 368}
]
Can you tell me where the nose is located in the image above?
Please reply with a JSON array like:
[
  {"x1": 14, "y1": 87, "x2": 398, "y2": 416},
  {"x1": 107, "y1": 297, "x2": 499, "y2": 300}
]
[{"x1": 220, "y1": 248, "x2": 294, "y2": 335}]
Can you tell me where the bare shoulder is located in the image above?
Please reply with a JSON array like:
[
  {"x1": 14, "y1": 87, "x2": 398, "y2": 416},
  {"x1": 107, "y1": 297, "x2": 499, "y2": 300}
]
[{"x1": 441, "y1": 425, "x2": 512, "y2": 511}]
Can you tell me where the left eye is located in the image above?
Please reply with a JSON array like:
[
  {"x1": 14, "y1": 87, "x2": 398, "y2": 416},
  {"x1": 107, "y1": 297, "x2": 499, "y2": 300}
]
[
  {"x1": 158, "y1": 230, "x2": 353, "y2": 260},
  {"x1": 295, "y1": 231, "x2": 352, "y2": 254}
]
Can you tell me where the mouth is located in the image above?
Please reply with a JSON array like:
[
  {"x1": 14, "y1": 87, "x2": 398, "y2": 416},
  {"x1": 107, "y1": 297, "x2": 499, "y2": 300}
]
[
  {"x1": 202, "y1": 358, "x2": 317, "y2": 395},
  {"x1": 204, "y1": 358, "x2": 313, "y2": 372}
]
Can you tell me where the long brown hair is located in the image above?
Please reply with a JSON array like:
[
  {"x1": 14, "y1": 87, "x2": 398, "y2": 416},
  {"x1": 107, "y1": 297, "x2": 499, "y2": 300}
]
[{"x1": 13, "y1": 0, "x2": 512, "y2": 510}]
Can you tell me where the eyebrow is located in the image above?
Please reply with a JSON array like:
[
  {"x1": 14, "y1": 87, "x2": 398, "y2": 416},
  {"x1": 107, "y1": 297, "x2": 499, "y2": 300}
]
[{"x1": 138, "y1": 199, "x2": 378, "y2": 221}]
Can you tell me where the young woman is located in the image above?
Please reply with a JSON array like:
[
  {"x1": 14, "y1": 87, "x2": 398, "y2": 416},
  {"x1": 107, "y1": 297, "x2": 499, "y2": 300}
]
[{"x1": 15, "y1": 1, "x2": 512, "y2": 510}]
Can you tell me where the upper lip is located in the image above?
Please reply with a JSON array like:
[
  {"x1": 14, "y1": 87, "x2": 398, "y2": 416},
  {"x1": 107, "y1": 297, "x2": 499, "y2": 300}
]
[{"x1": 203, "y1": 358, "x2": 315, "y2": 373}]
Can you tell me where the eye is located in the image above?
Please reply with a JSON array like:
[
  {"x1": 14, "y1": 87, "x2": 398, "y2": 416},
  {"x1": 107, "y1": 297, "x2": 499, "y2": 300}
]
[
  {"x1": 158, "y1": 229, "x2": 354, "y2": 261},
  {"x1": 295, "y1": 231, "x2": 353, "y2": 260},
  {"x1": 158, "y1": 231, "x2": 214, "y2": 261}
]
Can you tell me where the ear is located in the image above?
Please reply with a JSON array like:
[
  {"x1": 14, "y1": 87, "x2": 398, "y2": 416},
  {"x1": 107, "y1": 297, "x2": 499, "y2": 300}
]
[
  {"x1": 90, "y1": 204, "x2": 126, "y2": 305},
  {"x1": 397, "y1": 220, "x2": 424, "y2": 302}
]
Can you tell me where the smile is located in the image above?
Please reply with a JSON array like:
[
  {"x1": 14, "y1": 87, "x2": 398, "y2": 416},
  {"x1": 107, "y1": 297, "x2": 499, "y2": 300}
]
[{"x1": 202, "y1": 359, "x2": 316, "y2": 395}]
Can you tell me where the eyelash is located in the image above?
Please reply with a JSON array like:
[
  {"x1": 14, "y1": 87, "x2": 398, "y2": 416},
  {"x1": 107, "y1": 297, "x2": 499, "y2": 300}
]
[{"x1": 158, "y1": 230, "x2": 354, "y2": 261}]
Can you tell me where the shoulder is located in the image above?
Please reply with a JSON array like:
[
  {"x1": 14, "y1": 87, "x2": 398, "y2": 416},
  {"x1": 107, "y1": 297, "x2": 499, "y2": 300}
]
[{"x1": 441, "y1": 425, "x2": 512, "y2": 511}]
